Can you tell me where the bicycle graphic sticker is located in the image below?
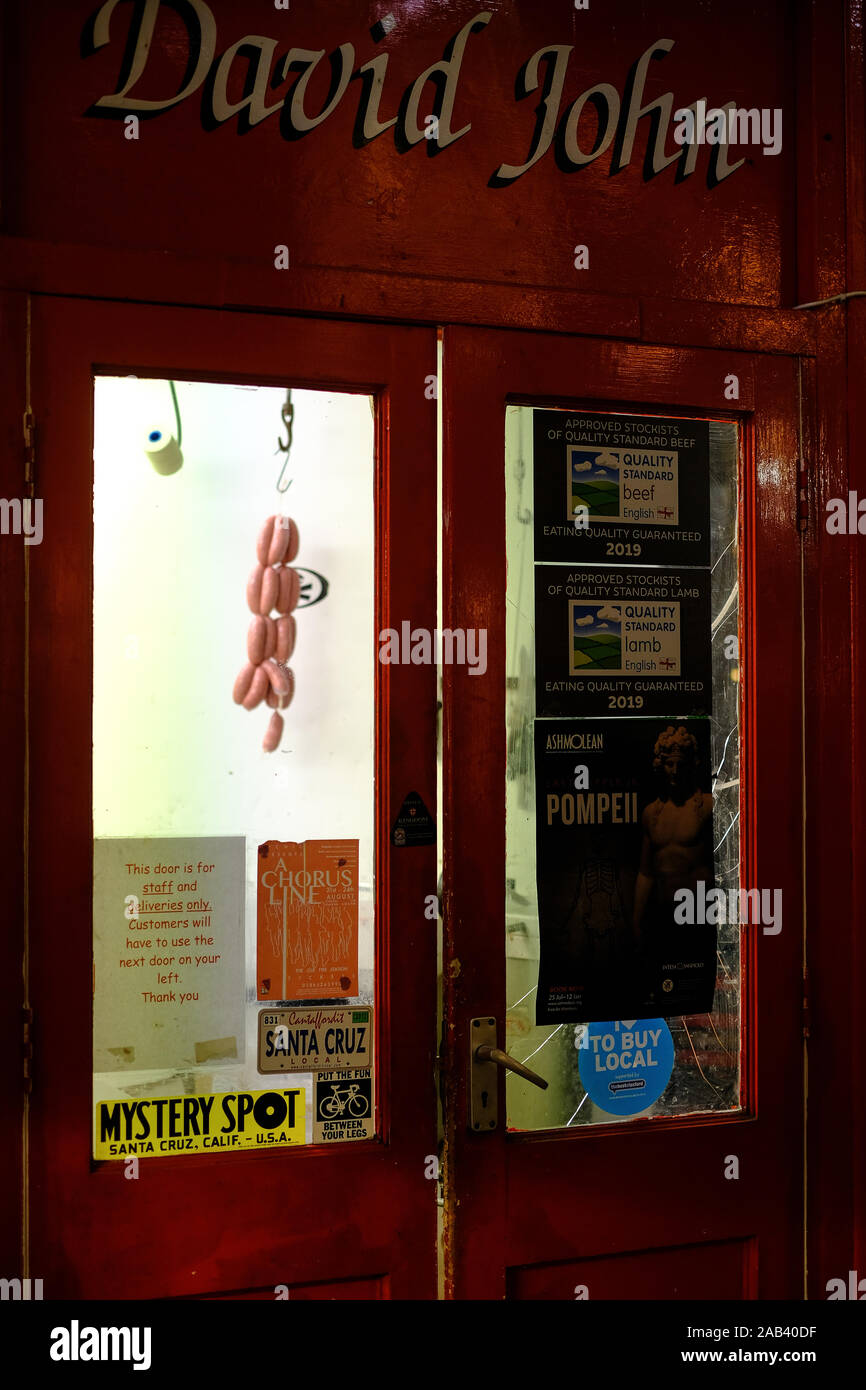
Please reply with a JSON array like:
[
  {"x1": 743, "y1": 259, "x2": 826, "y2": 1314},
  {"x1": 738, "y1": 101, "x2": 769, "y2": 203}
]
[{"x1": 313, "y1": 1068, "x2": 374, "y2": 1144}]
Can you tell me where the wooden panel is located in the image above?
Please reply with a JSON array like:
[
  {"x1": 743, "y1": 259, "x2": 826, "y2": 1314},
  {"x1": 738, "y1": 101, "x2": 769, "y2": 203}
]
[
  {"x1": 799, "y1": 0, "x2": 861, "y2": 1303},
  {"x1": 507, "y1": 1238, "x2": 757, "y2": 1300},
  {"x1": 846, "y1": 0, "x2": 866, "y2": 1295},
  {"x1": 0, "y1": 237, "x2": 818, "y2": 356},
  {"x1": 3, "y1": 0, "x2": 797, "y2": 307},
  {"x1": 0, "y1": 290, "x2": 27, "y2": 1279},
  {"x1": 195, "y1": 1275, "x2": 387, "y2": 1299}
]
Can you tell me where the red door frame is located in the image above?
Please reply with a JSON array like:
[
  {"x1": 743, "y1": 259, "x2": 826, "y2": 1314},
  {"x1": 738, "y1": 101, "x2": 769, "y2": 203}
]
[
  {"x1": 0, "y1": 0, "x2": 861, "y2": 1307},
  {"x1": 25, "y1": 298, "x2": 438, "y2": 1299},
  {"x1": 0, "y1": 290, "x2": 28, "y2": 1279},
  {"x1": 441, "y1": 326, "x2": 804, "y2": 1299}
]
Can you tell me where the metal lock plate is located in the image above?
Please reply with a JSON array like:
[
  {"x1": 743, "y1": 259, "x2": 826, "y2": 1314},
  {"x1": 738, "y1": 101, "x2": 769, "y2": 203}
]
[{"x1": 469, "y1": 1016, "x2": 498, "y2": 1131}]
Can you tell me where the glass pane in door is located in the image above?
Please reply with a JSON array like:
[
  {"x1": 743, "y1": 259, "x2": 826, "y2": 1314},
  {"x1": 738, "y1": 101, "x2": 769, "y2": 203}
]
[
  {"x1": 504, "y1": 405, "x2": 741, "y2": 1130},
  {"x1": 92, "y1": 376, "x2": 375, "y2": 1154}
]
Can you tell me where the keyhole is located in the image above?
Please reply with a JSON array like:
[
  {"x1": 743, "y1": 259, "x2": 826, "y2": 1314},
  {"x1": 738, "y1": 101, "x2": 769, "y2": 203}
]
[{"x1": 481, "y1": 1089, "x2": 489, "y2": 1108}]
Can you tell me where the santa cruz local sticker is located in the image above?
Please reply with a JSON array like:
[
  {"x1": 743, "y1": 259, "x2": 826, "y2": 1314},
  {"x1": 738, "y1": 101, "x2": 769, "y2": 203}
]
[
  {"x1": 577, "y1": 1019, "x2": 674, "y2": 1116},
  {"x1": 258, "y1": 1006, "x2": 373, "y2": 1073},
  {"x1": 94, "y1": 1087, "x2": 304, "y2": 1158}
]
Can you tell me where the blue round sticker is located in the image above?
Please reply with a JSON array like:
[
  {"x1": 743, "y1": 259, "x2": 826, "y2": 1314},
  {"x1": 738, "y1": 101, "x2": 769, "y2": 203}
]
[{"x1": 578, "y1": 1019, "x2": 674, "y2": 1116}]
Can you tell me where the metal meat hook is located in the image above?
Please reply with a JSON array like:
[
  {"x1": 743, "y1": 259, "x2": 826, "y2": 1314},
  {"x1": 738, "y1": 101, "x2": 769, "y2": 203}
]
[{"x1": 276, "y1": 389, "x2": 294, "y2": 493}]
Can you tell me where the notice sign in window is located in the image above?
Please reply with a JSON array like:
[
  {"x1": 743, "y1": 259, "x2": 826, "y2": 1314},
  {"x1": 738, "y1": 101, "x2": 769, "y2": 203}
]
[
  {"x1": 93, "y1": 836, "x2": 245, "y2": 1074},
  {"x1": 534, "y1": 567, "x2": 711, "y2": 717},
  {"x1": 532, "y1": 409, "x2": 711, "y2": 566},
  {"x1": 94, "y1": 1086, "x2": 305, "y2": 1160}
]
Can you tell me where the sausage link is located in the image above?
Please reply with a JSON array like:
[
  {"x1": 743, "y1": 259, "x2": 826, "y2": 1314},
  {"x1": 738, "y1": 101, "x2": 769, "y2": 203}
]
[
  {"x1": 276, "y1": 614, "x2": 296, "y2": 662},
  {"x1": 232, "y1": 662, "x2": 256, "y2": 705},
  {"x1": 247, "y1": 616, "x2": 268, "y2": 666},
  {"x1": 264, "y1": 660, "x2": 291, "y2": 696},
  {"x1": 276, "y1": 566, "x2": 301, "y2": 614},
  {"x1": 257, "y1": 515, "x2": 300, "y2": 565},
  {"x1": 269, "y1": 516, "x2": 292, "y2": 565},
  {"x1": 258, "y1": 565, "x2": 279, "y2": 615},
  {"x1": 256, "y1": 515, "x2": 277, "y2": 566},
  {"x1": 241, "y1": 662, "x2": 269, "y2": 710},
  {"x1": 265, "y1": 669, "x2": 295, "y2": 709},
  {"x1": 279, "y1": 517, "x2": 300, "y2": 564},
  {"x1": 246, "y1": 563, "x2": 265, "y2": 614},
  {"x1": 263, "y1": 711, "x2": 284, "y2": 753},
  {"x1": 268, "y1": 520, "x2": 289, "y2": 565}
]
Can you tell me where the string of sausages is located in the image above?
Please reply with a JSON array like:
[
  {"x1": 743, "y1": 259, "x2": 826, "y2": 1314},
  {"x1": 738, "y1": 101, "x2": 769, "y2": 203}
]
[{"x1": 232, "y1": 515, "x2": 300, "y2": 752}]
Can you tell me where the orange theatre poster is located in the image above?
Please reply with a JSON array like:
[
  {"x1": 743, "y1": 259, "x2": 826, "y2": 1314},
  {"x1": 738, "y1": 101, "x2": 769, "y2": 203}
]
[{"x1": 257, "y1": 839, "x2": 359, "y2": 1001}]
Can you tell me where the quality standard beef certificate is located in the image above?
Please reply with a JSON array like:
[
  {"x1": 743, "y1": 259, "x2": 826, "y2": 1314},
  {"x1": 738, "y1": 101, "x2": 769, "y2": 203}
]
[
  {"x1": 532, "y1": 409, "x2": 711, "y2": 567},
  {"x1": 534, "y1": 719, "x2": 718, "y2": 1024}
]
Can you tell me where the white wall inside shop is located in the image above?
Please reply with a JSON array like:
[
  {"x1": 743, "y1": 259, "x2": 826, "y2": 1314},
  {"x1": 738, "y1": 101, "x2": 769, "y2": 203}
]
[{"x1": 92, "y1": 376, "x2": 375, "y2": 1117}]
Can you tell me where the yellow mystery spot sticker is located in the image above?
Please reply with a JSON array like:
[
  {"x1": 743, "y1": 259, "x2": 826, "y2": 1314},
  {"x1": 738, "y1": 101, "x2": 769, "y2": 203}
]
[{"x1": 94, "y1": 1087, "x2": 305, "y2": 1160}]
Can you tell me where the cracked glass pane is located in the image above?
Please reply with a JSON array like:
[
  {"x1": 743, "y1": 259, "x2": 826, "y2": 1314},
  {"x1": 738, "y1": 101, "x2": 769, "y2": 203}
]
[{"x1": 504, "y1": 408, "x2": 740, "y2": 1130}]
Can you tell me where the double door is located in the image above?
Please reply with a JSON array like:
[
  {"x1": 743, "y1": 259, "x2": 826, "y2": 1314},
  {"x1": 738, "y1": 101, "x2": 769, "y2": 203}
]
[{"x1": 13, "y1": 300, "x2": 803, "y2": 1298}]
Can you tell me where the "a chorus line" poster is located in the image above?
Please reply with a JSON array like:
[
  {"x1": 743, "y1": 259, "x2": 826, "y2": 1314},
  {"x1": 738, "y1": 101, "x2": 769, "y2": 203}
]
[
  {"x1": 535, "y1": 719, "x2": 717, "y2": 1023},
  {"x1": 257, "y1": 839, "x2": 359, "y2": 1001}
]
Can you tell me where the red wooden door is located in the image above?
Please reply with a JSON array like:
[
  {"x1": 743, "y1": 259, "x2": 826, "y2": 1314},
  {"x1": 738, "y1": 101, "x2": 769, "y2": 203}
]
[
  {"x1": 26, "y1": 299, "x2": 438, "y2": 1299},
  {"x1": 441, "y1": 326, "x2": 803, "y2": 1299}
]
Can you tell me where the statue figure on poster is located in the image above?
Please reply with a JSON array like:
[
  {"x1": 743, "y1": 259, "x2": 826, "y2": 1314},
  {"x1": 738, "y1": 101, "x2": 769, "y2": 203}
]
[{"x1": 632, "y1": 724, "x2": 714, "y2": 944}]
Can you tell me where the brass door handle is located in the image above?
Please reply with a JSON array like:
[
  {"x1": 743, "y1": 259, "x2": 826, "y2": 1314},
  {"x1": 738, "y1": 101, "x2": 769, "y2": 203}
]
[
  {"x1": 469, "y1": 1016, "x2": 549, "y2": 1131},
  {"x1": 474, "y1": 1043, "x2": 549, "y2": 1090}
]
